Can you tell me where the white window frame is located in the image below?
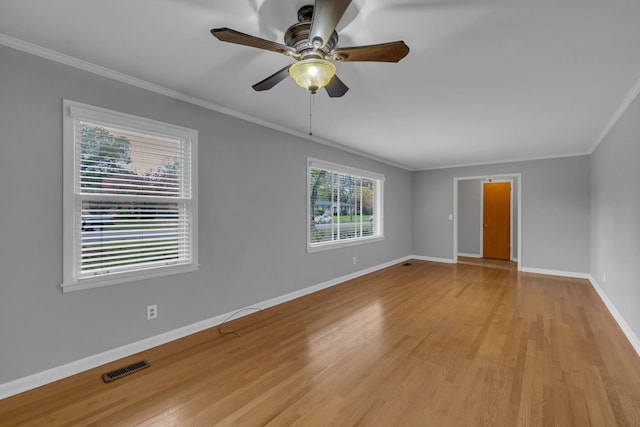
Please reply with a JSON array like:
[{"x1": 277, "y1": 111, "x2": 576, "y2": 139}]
[
  {"x1": 61, "y1": 100, "x2": 198, "y2": 292},
  {"x1": 307, "y1": 158, "x2": 384, "y2": 252}
]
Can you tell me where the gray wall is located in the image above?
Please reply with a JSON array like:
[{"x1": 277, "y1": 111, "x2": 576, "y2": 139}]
[
  {"x1": 0, "y1": 45, "x2": 413, "y2": 384},
  {"x1": 413, "y1": 156, "x2": 590, "y2": 272},
  {"x1": 590, "y1": 90, "x2": 640, "y2": 342},
  {"x1": 3, "y1": 41, "x2": 631, "y2": 388},
  {"x1": 457, "y1": 178, "x2": 519, "y2": 259}
]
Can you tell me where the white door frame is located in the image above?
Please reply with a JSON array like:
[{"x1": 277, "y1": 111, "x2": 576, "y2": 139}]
[{"x1": 453, "y1": 173, "x2": 522, "y2": 270}]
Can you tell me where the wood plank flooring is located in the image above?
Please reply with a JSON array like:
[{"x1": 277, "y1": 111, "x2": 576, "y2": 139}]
[
  {"x1": 457, "y1": 256, "x2": 518, "y2": 271},
  {"x1": 2, "y1": 260, "x2": 640, "y2": 426}
]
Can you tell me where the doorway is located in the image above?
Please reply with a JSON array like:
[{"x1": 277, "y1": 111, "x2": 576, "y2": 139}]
[{"x1": 453, "y1": 173, "x2": 522, "y2": 270}]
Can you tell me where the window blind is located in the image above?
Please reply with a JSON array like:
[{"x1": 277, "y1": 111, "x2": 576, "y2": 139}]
[
  {"x1": 75, "y1": 120, "x2": 193, "y2": 279},
  {"x1": 308, "y1": 159, "x2": 383, "y2": 249}
]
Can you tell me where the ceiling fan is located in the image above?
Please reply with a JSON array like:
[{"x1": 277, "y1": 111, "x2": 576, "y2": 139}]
[{"x1": 211, "y1": 0, "x2": 410, "y2": 97}]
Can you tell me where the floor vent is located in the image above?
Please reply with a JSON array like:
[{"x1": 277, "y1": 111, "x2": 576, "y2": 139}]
[
  {"x1": 102, "y1": 360, "x2": 150, "y2": 383},
  {"x1": 402, "y1": 262, "x2": 412, "y2": 266}
]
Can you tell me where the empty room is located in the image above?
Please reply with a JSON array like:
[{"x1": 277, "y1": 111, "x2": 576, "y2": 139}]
[{"x1": 1, "y1": 0, "x2": 640, "y2": 425}]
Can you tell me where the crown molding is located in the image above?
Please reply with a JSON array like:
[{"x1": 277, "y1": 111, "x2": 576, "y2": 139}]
[
  {"x1": 413, "y1": 150, "x2": 591, "y2": 172},
  {"x1": 3, "y1": 31, "x2": 639, "y2": 172},
  {"x1": 590, "y1": 74, "x2": 640, "y2": 154},
  {"x1": 0, "y1": 33, "x2": 411, "y2": 171}
]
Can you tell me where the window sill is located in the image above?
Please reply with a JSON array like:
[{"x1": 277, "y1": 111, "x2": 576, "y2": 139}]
[
  {"x1": 61, "y1": 264, "x2": 199, "y2": 293},
  {"x1": 307, "y1": 235, "x2": 384, "y2": 253}
]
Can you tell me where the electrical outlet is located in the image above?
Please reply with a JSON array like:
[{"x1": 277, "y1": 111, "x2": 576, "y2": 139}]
[
  {"x1": 602, "y1": 273, "x2": 606, "y2": 283},
  {"x1": 147, "y1": 304, "x2": 157, "y2": 320},
  {"x1": 353, "y1": 257, "x2": 357, "y2": 265}
]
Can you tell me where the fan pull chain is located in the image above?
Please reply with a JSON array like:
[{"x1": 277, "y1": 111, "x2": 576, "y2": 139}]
[{"x1": 309, "y1": 92, "x2": 315, "y2": 136}]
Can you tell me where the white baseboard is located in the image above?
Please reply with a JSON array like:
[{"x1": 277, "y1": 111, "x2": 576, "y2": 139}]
[
  {"x1": 588, "y1": 276, "x2": 640, "y2": 357},
  {"x1": 457, "y1": 252, "x2": 482, "y2": 258},
  {"x1": 411, "y1": 255, "x2": 456, "y2": 264},
  {"x1": 0, "y1": 313, "x2": 231, "y2": 400},
  {"x1": 10, "y1": 256, "x2": 632, "y2": 400},
  {"x1": 0, "y1": 255, "x2": 412, "y2": 400},
  {"x1": 519, "y1": 269, "x2": 640, "y2": 358},
  {"x1": 251, "y1": 255, "x2": 411, "y2": 311},
  {"x1": 519, "y1": 266, "x2": 591, "y2": 279}
]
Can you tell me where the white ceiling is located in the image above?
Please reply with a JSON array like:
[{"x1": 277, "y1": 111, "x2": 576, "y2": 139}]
[{"x1": 1, "y1": 0, "x2": 639, "y2": 170}]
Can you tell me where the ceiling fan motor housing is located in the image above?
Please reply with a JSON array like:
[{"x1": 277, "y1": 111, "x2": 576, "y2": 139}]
[{"x1": 285, "y1": 6, "x2": 338, "y2": 59}]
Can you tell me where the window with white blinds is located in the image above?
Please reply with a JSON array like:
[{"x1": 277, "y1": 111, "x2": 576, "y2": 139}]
[
  {"x1": 62, "y1": 100, "x2": 198, "y2": 292},
  {"x1": 308, "y1": 158, "x2": 384, "y2": 251}
]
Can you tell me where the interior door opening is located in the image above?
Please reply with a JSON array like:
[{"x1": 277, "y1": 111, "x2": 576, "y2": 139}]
[{"x1": 453, "y1": 174, "x2": 522, "y2": 271}]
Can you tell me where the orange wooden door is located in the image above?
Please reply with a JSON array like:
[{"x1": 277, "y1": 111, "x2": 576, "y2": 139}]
[{"x1": 483, "y1": 182, "x2": 511, "y2": 260}]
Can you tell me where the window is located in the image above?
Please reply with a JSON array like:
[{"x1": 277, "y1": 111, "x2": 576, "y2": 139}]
[
  {"x1": 308, "y1": 158, "x2": 384, "y2": 251},
  {"x1": 62, "y1": 100, "x2": 198, "y2": 292}
]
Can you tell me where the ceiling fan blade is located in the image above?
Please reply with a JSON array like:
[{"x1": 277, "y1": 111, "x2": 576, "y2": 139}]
[
  {"x1": 211, "y1": 28, "x2": 296, "y2": 56},
  {"x1": 331, "y1": 41, "x2": 410, "y2": 63},
  {"x1": 325, "y1": 74, "x2": 349, "y2": 98},
  {"x1": 252, "y1": 64, "x2": 293, "y2": 91},
  {"x1": 309, "y1": 0, "x2": 352, "y2": 49}
]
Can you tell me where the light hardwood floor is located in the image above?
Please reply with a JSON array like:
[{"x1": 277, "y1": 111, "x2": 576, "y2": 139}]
[
  {"x1": 2, "y1": 260, "x2": 640, "y2": 426},
  {"x1": 457, "y1": 256, "x2": 518, "y2": 271}
]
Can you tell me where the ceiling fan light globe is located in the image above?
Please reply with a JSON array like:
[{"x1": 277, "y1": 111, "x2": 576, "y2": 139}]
[{"x1": 289, "y1": 58, "x2": 336, "y2": 92}]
